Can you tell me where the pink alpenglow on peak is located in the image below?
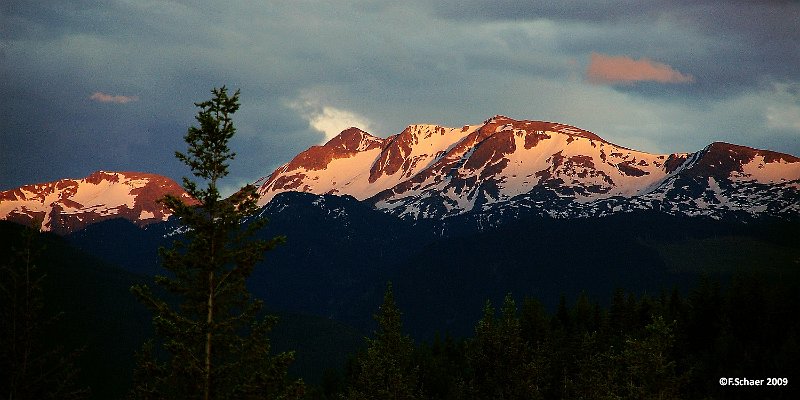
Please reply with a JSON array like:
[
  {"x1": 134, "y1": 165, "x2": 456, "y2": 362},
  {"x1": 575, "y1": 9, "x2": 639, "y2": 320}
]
[
  {"x1": 0, "y1": 171, "x2": 195, "y2": 234},
  {"x1": 255, "y1": 116, "x2": 800, "y2": 220}
]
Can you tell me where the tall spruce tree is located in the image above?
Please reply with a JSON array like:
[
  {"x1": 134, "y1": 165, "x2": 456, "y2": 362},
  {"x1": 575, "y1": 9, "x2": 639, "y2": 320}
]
[
  {"x1": 466, "y1": 295, "x2": 541, "y2": 400},
  {"x1": 346, "y1": 283, "x2": 418, "y2": 400},
  {"x1": 619, "y1": 316, "x2": 682, "y2": 399},
  {"x1": 129, "y1": 87, "x2": 303, "y2": 400}
]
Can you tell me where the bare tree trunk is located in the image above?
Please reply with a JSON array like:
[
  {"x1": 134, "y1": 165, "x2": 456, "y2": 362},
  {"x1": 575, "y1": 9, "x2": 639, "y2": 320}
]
[
  {"x1": 205, "y1": 187, "x2": 217, "y2": 400},
  {"x1": 204, "y1": 270, "x2": 214, "y2": 400}
]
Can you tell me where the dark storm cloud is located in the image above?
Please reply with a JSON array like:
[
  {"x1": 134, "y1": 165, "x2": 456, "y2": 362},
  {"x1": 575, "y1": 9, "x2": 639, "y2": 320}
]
[
  {"x1": 432, "y1": 0, "x2": 800, "y2": 98},
  {"x1": 1, "y1": 1, "x2": 799, "y2": 191},
  {"x1": 431, "y1": 0, "x2": 656, "y2": 22},
  {"x1": 431, "y1": 0, "x2": 800, "y2": 27}
]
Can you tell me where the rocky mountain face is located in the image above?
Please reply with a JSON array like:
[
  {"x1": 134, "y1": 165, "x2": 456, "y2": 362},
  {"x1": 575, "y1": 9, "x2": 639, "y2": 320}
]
[
  {"x1": 256, "y1": 116, "x2": 800, "y2": 222},
  {"x1": 0, "y1": 171, "x2": 194, "y2": 234}
]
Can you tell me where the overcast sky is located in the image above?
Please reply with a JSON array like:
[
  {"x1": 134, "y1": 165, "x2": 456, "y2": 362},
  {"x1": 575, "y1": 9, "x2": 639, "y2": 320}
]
[{"x1": 2, "y1": 0, "x2": 799, "y2": 193}]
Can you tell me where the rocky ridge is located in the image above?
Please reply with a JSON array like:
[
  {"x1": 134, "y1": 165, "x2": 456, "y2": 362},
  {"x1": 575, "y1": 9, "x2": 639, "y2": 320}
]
[{"x1": 256, "y1": 116, "x2": 800, "y2": 222}]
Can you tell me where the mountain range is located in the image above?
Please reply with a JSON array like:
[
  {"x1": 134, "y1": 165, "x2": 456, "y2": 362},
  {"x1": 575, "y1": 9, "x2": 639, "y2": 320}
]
[
  {"x1": 3, "y1": 116, "x2": 799, "y2": 396},
  {"x1": 256, "y1": 115, "x2": 800, "y2": 223},
  {"x1": 2, "y1": 116, "x2": 799, "y2": 233}
]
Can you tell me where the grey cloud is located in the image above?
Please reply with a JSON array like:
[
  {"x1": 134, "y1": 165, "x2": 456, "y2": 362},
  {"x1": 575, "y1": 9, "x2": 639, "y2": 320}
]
[
  {"x1": 2, "y1": 0, "x2": 799, "y2": 190},
  {"x1": 430, "y1": 1, "x2": 800, "y2": 97},
  {"x1": 430, "y1": 0, "x2": 670, "y2": 22}
]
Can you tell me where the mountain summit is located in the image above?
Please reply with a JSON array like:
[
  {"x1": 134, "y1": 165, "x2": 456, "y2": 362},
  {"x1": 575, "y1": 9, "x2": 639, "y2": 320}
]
[
  {"x1": 0, "y1": 171, "x2": 194, "y2": 234},
  {"x1": 256, "y1": 116, "x2": 800, "y2": 221}
]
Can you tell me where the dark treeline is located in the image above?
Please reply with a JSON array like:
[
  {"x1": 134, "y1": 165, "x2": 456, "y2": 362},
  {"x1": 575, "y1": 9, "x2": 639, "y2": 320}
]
[
  {"x1": 0, "y1": 223, "x2": 90, "y2": 400},
  {"x1": 316, "y1": 272, "x2": 799, "y2": 400},
  {"x1": 3, "y1": 220, "x2": 797, "y2": 400}
]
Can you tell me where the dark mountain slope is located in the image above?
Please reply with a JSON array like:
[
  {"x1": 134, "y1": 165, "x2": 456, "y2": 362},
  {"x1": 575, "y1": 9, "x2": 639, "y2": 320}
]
[
  {"x1": 67, "y1": 218, "x2": 166, "y2": 276},
  {"x1": 390, "y1": 212, "x2": 800, "y2": 338},
  {"x1": 250, "y1": 192, "x2": 432, "y2": 331},
  {"x1": 60, "y1": 192, "x2": 800, "y2": 342},
  {"x1": 0, "y1": 220, "x2": 151, "y2": 399}
]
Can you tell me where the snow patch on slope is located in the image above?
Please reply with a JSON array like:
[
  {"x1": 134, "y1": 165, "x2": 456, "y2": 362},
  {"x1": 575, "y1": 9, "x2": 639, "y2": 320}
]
[{"x1": 737, "y1": 155, "x2": 800, "y2": 183}]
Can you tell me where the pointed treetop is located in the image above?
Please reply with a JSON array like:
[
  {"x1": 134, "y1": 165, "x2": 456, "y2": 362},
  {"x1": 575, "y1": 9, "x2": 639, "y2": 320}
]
[
  {"x1": 176, "y1": 86, "x2": 241, "y2": 200},
  {"x1": 375, "y1": 281, "x2": 404, "y2": 339}
]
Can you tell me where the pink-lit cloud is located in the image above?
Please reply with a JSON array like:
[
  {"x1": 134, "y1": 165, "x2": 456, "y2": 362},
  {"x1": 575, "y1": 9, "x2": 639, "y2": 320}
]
[
  {"x1": 89, "y1": 91, "x2": 139, "y2": 104},
  {"x1": 586, "y1": 53, "x2": 694, "y2": 85}
]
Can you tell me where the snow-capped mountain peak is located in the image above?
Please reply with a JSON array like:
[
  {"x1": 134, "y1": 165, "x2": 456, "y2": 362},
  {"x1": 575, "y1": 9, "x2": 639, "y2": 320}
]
[
  {"x1": 686, "y1": 142, "x2": 800, "y2": 183},
  {"x1": 255, "y1": 122, "x2": 482, "y2": 205},
  {"x1": 0, "y1": 171, "x2": 194, "y2": 234}
]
